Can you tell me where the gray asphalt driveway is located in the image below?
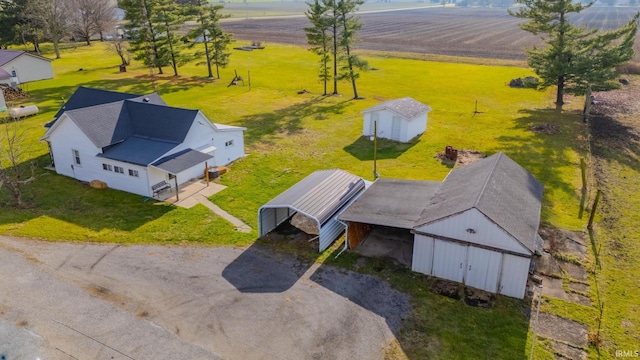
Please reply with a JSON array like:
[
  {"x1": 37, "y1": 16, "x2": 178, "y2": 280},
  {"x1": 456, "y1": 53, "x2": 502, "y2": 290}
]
[{"x1": 0, "y1": 236, "x2": 410, "y2": 360}]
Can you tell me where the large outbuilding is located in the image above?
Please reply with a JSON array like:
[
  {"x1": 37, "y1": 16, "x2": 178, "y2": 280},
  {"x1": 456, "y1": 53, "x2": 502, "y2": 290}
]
[
  {"x1": 338, "y1": 152, "x2": 543, "y2": 298},
  {"x1": 259, "y1": 169, "x2": 366, "y2": 252},
  {"x1": 0, "y1": 50, "x2": 53, "y2": 86},
  {"x1": 361, "y1": 97, "x2": 431, "y2": 143}
]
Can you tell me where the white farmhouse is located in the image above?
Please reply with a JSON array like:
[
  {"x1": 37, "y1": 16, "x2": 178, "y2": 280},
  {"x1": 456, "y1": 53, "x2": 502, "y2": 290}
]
[
  {"x1": 0, "y1": 50, "x2": 53, "y2": 86},
  {"x1": 362, "y1": 97, "x2": 431, "y2": 143},
  {"x1": 41, "y1": 87, "x2": 246, "y2": 198}
]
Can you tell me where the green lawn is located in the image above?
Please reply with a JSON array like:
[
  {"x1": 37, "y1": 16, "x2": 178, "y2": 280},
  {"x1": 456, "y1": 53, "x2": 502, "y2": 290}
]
[{"x1": 1, "y1": 41, "x2": 595, "y2": 358}]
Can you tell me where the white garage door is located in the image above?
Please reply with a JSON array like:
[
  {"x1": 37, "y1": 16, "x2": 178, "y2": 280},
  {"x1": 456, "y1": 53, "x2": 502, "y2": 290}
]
[
  {"x1": 465, "y1": 247, "x2": 502, "y2": 293},
  {"x1": 432, "y1": 240, "x2": 466, "y2": 283}
]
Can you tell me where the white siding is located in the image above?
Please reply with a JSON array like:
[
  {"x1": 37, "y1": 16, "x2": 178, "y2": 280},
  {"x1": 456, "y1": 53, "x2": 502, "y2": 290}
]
[
  {"x1": 499, "y1": 254, "x2": 530, "y2": 299},
  {"x1": 48, "y1": 116, "x2": 102, "y2": 181},
  {"x1": 2, "y1": 55, "x2": 53, "y2": 84},
  {"x1": 97, "y1": 161, "x2": 150, "y2": 197},
  {"x1": 318, "y1": 214, "x2": 345, "y2": 252},
  {"x1": 362, "y1": 109, "x2": 427, "y2": 143},
  {"x1": 259, "y1": 207, "x2": 292, "y2": 237},
  {"x1": 432, "y1": 239, "x2": 466, "y2": 282},
  {"x1": 416, "y1": 208, "x2": 531, "y2": 256},
  {"x1": 172, "y1": 113, "x2": 245, "y2": 167},
  {"x1": 411, "y1": 234, "x2": 434, "y2": 275},
  {"x1": 465, "y1": 247, "x2": 502, "y2": 293},
  {"x1": 405, "y1": 113, "x2": 427, "y2": 142}
]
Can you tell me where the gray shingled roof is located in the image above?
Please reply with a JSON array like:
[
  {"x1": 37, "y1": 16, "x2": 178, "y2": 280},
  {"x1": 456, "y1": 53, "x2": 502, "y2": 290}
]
[
  {"x1": 338, "y1": 178, "x2": 441, "y2": 229},
  {"x1": 362, "y1": 97, "x2": 431, "y2": 119},
  {"x1": 416, "y1": 152, "x2": 543, "y2": 252},
  {"x1": 262, "y1": 169, "x2": 366, "y2": 226},
  {"x1": 152, "y1": 148, "x2": 213, "y2": 174},
  {"x1": 61, "y1": 99, "x2": 196, "y2": 149},
  {"x1": 98, "y1": 136, "x2": 179, "y2": 166},
  {"x1": 48, "y1": 86, "x2": 167, "y2": 127}
]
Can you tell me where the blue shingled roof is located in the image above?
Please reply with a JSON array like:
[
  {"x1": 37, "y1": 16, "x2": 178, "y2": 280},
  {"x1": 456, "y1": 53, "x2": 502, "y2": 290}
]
[{"x1": 98, "y1": 136, "x2": 179, "y2": 166}]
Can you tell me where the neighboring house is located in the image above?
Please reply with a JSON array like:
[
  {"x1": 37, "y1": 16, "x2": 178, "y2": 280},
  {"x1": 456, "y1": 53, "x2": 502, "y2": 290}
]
[
  {"x1": 41, "y1": 87, "x2": 246, "y2": 198},
  {"x1": 258, "y1": 169, "x2": 367, "y2": 252},
  {"x1": 0, "y1": 50, "x2": 53, "y2": 86},
  {"x1": 339, "y1": 152, "x2": 543, "y2": 298},
  {"x1": 362, "y1": 97, "x2": 431, "y2": 143}
]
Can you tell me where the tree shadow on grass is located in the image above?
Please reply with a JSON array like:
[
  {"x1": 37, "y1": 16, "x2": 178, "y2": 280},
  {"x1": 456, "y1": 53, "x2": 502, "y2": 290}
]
[
  {"x1": 238, "y1": 96, "x2": 349, "y2": 146},
  {"x1": 0, "y1": 154, "x2": 174, "y2": 233},
  {"x1": 493, "y1": 108, "x2": 586, "y2": 218},
  {"x1": 589, "y1": 111, "x2": 640, "y2": 171},
  {"x1": 343, "y1": 136, "x2": 421, "y2": 161}
]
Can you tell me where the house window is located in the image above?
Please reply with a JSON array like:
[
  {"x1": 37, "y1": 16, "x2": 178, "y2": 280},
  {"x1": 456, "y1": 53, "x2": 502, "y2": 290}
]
[
  {"x1": 225, "y1": 140, "x2": 234, "y2": 147},
  {"x1": 72, "y1": 149, "x2": 81, "y2": 166},
  {"x1": 128, "y1": 169, "x2": 139, "y2": 177},
  {"x1": 11, "y1": 70, "x2": 17, "y2": 77},
  {"x1": 114, "y1": 166, "x2": 124, "y2": 174},
  {"x1": 102, "y1": 164, "x2": 113, "y2": 171}
]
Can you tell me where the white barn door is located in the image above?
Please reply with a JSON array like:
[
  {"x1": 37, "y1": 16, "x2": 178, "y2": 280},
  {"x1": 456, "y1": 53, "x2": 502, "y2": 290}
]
[
  {"x1": 432, "y1": 240, "x2": 466, "y2": 283},
  {"x1": 465, "y1": 247, "x2": 501, "y2": 293},
  {"x1": 391, "y1": 116, "x2": 401, "y2": 141}
]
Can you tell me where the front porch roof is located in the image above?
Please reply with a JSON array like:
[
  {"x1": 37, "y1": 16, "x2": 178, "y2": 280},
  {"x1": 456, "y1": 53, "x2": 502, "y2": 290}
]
[{"x1": 151, "y1": 148, "x2": 213, "y2": 174}]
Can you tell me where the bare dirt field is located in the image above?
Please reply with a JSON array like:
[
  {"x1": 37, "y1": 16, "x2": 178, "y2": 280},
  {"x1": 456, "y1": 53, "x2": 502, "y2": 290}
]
[{"x1": 222, "y1": 7, "x2": 640, "y2": 61}]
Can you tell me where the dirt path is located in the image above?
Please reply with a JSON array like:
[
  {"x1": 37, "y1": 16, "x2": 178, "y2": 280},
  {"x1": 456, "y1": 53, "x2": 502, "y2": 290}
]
[{"x1": 0, "y1": 236, "x2": 410, "y2": 360}]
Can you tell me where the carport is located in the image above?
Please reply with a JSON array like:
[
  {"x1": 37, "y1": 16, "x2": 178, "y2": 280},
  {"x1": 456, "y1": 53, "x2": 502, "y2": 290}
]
[
  {"x1": 259, "y1": 169, "x2": 366, "y2": 252},
  {"x1": 338, "y1": 178, "x2": 440, "y2": 266}
]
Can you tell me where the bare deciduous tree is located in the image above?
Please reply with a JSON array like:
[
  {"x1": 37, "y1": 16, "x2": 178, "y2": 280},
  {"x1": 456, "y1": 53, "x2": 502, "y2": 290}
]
[{"x1": 0, "y1": 116, "x2": 35, "y2": 208}]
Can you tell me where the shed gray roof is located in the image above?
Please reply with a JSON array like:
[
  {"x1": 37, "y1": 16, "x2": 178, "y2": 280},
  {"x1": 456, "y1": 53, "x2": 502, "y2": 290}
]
[
  {"x1": 416, "y1": 152, "x2": 543, "y2": 253},
  {"x1": 362, "y1": 97, "x2": 431, "y2": 119},
  {"x1": 152, "y1": 148, "x2": 213, "y2": 174},
  {"x1": 262, "y1": 169, "x2": 365, "y2": 226},
  {"x1": 338, "y1": 178, "x2": 441, "y2": 229}
]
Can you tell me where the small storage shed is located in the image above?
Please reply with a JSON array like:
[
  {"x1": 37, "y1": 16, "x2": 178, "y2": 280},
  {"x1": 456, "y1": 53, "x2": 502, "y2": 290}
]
[
  {"x1": 259, "y1": 169, "x2": 366, "y2": 252},
  {"x1": 362, "y1": 97, "x2": 431, "y2": 143},
  {"x1": 0, "y1": 50, "x2": 53, "y2": 85}
]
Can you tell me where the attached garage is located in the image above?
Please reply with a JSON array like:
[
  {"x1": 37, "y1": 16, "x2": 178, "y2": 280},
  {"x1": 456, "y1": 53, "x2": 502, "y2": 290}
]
[
  {"x1": 259, "y1": 169, "x2": 366, "y2": 252},
  {"x1": 339, "y1": 152, "x2": 544, "y2": 299}
]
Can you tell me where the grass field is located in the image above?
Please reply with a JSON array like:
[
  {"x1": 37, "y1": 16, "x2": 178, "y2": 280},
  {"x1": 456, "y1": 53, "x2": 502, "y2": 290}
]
[{"x1": 0, "y1": 41, "x2": 605, "y2": 358}]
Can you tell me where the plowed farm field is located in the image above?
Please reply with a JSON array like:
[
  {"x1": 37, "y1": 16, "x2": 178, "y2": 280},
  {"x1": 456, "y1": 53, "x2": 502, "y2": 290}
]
[{"x1": 221, "y1": 7, "x2": 640, "y2": 61}]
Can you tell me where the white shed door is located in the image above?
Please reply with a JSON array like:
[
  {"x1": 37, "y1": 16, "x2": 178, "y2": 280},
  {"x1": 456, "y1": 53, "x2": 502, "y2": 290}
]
[
  {"x1": 499, "y1": 254, "x2": 530, "y2": 298},
  {"x1": 432, "y1": 240, "x2": 466, "y2": 283},
  {"x1": 391, "y1": 117, "x2": 401, "y2": 140},
  {"x1": 465, "y1": 247, "x2": 501, "y2": 293}
]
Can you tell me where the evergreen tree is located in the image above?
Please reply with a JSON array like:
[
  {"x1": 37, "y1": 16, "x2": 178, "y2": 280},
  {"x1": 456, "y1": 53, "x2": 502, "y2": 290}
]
[
  {"x1": 153, "y1": 0, "x2": 190, "y2": 76},
  {"x1": 509, "y1": 1, "x2": 639, "y2": 108},
  {"x1": 305, "y1": 0, "x2": 332, "y2": 95},
  {"x1": 120, "y1": 0, "x2": 166, "y2": 74},
  {"x1": 188, "y1": 0, "x2": 232, "y2": 79},
  {"x1": 335, "y1": 0, "x2": 367, "y2": 99}
]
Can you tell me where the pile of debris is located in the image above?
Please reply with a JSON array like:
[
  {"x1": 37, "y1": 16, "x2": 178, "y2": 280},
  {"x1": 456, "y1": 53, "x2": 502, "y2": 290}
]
[
  {"x1": 0, "y1": 84, "x2": 29, "y2": 101},
  {"x1": 435, "y1": 148, "x2": 486, "y2": 166},
  {"x1": 509, "y1": 76, "x2": 539, "y2": 88},
  {"x1": 530, "y1": 123, "x2": 560, "y2": 135}
]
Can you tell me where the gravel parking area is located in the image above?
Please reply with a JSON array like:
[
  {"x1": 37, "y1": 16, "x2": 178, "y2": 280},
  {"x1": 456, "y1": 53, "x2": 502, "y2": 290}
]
[{"x1": 0, "y1": 236, "x2": 410, "y2": 360}]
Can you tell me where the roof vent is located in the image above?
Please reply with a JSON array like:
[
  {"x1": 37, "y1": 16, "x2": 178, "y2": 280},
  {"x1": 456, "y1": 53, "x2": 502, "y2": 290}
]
[{"x1": 143, "y1": 97, "x2": 150, "y2": 102}]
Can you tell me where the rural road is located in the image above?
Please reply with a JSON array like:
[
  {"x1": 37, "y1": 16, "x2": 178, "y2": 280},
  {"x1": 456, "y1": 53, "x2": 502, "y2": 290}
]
[{"x1": 0, "y1": 236, "x2": 410, "y2": 359}]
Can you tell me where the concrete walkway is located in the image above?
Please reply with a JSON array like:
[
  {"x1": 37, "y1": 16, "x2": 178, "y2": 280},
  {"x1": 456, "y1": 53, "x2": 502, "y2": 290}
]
[{"x1": 171, "y1": 180, "x2": 252, "y2": 233}]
